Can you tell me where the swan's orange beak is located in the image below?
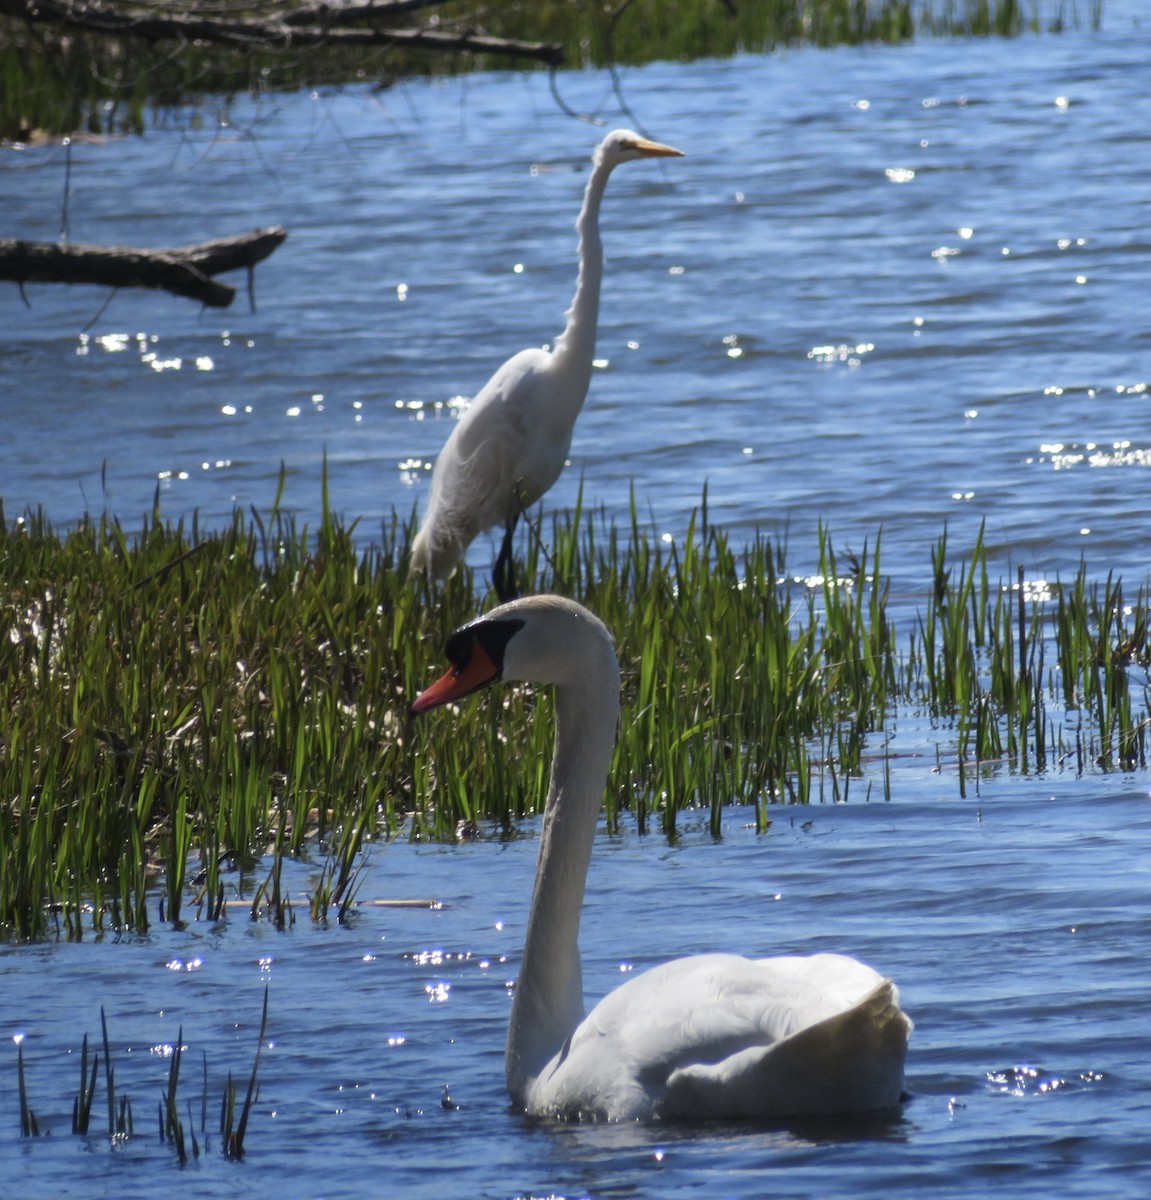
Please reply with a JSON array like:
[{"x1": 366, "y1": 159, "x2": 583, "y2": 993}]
[
  {"x1": 412, "y1": 639, "x2": 501, "y2": 714},
  {"x1": 631, "y1": 136, "x2": 683, "y2": 158}
]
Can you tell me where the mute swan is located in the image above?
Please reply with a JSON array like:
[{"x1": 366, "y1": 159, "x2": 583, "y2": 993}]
[
  {"x1": 409, "y1": 131, "x2": 683, "y2": 602},
  {"x1": 412, "y1": 594, "x2": 912, "y2": 1122}
]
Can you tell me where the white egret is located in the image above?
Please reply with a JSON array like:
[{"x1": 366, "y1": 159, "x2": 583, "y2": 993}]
[
  {"x1": 413, "y1": 595, "x2": 912, "y2": 1121},
  {"x1": 409, "y1": 130, "x2": 683, "y2": 601}
]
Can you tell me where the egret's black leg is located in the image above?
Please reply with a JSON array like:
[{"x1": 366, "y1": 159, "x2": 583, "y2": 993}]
[{"x1": 493, "y1": 513, "x2": 519, "y2": 602}]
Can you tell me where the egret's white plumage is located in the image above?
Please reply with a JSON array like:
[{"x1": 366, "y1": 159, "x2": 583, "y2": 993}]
[
  {"x1": 413, "y1": 595, "x2": 912, "y2": 1122},
  {"x1": 409, "y1": 131, "x2": 682, "y2": 598}
]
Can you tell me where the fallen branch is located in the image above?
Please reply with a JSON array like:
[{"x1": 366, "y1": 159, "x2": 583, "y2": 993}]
[
  {"x1": 0, "y1": 225, "x2": 288, "y2": 307},
  {"x1": 0, "y1": 0, "x2": 565, "y2": 65}
]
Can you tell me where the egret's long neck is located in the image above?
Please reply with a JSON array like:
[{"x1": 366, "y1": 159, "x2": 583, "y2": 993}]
[
  {"x1": 549, "y1": 156, "x2": 613, "y2": 401},
  {"x1": 505, "y1": 645, "x2": 620, "y2": 1103}
]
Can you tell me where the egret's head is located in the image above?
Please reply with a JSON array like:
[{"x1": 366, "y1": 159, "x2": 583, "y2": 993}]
[{"x1": 596, "y1": 129, "x2": 683, "y2": 169}]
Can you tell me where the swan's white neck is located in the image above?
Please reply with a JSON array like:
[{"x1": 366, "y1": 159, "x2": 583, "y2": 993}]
[
  {"x1": 549, "y1": 153, "x2": 614, "y2": 400},
  {"x1": 505, "y1": 634, "x2": 620, "y2": 1103}
]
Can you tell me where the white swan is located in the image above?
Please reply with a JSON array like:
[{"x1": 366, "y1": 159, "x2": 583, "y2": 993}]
[
  {"x1": 413, "y1": 594, "x2": 911, "y2": 1121},
  {"x1": 409, "y1": 131, "x2": 682, "y2": 601}
]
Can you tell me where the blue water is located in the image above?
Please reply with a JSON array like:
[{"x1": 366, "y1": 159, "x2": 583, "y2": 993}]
[
  {"x1": 3, "y1": 790, "x2": 1150, "y2": 1197},
  {"x1": 4, "y1": 5, "x2": 1151, "y2": 1196}
]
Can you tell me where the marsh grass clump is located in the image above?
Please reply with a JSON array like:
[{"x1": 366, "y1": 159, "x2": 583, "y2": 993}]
[
  {"x1": 1, "y1": 480, "x2": 1149, "y2": 941},
  {"x1": 17, "y1": 992, "x2": 267, "y2": 1162},
  {"x1": 904, "y1": 523, "x2": 1150, "y2": 787},
  {"x1": 0, "y1": 483, "x2": 455, "y2": 940}
]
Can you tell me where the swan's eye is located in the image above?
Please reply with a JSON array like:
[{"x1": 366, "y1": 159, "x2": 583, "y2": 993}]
[
  {"x1": 443, "y1": 629, "x2": 474, "y2": 674},
  {"x1": 436, "y1": 616, "x2": 525, "y2": 694}
]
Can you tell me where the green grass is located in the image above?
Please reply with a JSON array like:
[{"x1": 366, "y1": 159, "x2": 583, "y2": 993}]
[
  {"x1": 18, "y1": 993, "x2": 267, "y2": 1161},
  {"x1": 1, "y1": 478, "x2": 1148, "y2": 941},
  {"x1": 0, "y1": 0, "x2": 1104, "y2": 141}
]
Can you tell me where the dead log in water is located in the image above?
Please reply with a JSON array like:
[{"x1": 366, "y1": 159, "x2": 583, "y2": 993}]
[{"x1": 0, "y1": 225, "x2": 288, "y2": 307}]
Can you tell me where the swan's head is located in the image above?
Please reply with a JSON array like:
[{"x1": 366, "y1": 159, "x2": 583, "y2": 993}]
[
  {"x1": 595, "y1": 129, "x2": 683, "y2": 170},
  {"x1": 412, "y1": 594, "x2": 617, "y2": 713}
]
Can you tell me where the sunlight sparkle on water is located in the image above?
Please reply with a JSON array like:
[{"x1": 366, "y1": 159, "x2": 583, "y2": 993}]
[
  {"x1": 393, "y1": 394, "x2": 471, "y2": 421},
  {"x1": 808, "y1": 342, "x2": 874, "y2": 366},
  {"x1": 407, "y1": 948, "x2": 474, "y2": 967},
  {"x1": 1038, "y1": 440, "x2": 1151, "y2": 470},
  {"x1": 399, "y1": 457, "x2": 431, "y2": 485},
  {"x1": 985, "y1": 1065, "x2": 1095, "y2": 1096},
  {"x1": 1009, "y1": 577, "x2": 1056, "y2": 603}
]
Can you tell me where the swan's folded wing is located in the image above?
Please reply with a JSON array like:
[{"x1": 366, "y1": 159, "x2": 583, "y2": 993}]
[
  {"x1": 662, "y1": 976, "x2": 911, "y2": 1119},
  {"x1": 535, "y1": 953, "x2": 909, "y2": 1121}
]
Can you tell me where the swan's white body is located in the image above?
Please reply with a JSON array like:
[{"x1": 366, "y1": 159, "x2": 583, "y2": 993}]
[
  {"x1": 409, "y1": 132, "x2": 682, "y2": 593},
  {"x1": 413, "y1": 595, "x2": 911, "y2": 1122}
]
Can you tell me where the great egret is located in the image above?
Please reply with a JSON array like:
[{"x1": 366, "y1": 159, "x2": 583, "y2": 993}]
[
  {"x1": 412, "y1": 595, "x2": 912, "y2": 1121},
  {"x1": 409, "y1": 130, "x2": 683, "y2": 601}
]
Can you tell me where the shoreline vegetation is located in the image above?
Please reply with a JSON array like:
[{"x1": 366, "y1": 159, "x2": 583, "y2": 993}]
[
  {"x1": 0, "y1": 0, "x2": 1105, "y2": 142},
  {"x1": 1, "y1": 478, "x2": 1147, "y2": 941}
]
